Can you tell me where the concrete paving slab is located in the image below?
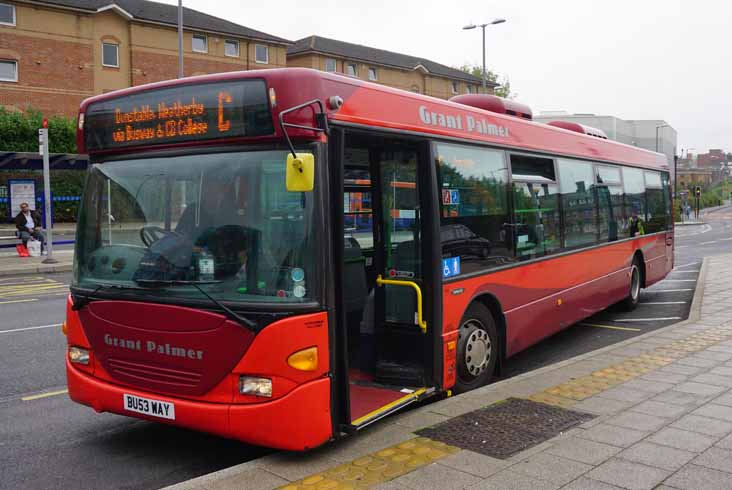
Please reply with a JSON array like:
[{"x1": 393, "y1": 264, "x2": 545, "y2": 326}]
[
  {"x1": 651, "y1": 389, "x2": 712, "y2": 408},
  {"x1": 544, "y1": 437, "x2": 621, "y2": 465},
  {"x1": 204, "y1": 468, "x2": 288, "y2": 490},
  {"x1": 575, "y1": 424, "x2": 649, "y2": 448},
  {"x1": 616, "y1": 441, "x2": 696, "y2": 471},
  {"x1": 671, "y1": 414, "x2": 732, "y2": 437},
  {"x1": 388, "y1": 461, "x2": 481, "y2": 490},
  {"x1": 435, "y1": 450, "x2": 508, "y2": 478},
  {"x1": 630, "y1": 400, "x2": 690, "y2": 419},
  {"x1": 691, "y1": 446, "x2": 732, "y2": 474},
  {"x1": 466, "y1": 469, "x2": 561, "y2": 490},
  {"x1": 594, "y1": 386, "x2": 654, "y2": 404},
  {"x1": 605, "y1": 411, "x2": 671, "y2": 432},
  {"x1": 509, "y1": 452, "x2": 592, "y2": 486},
  {"x1": 663, "y1": 464, "x2": 732, "y2": 490},
  {"x1": 648, "y1": 427, "x2": 717, "y2": 452},
  {"x1": 710, "y1": 392, "x2": 732, "y2": 407},
  {"x1": 673, "y1": 381, "x2": 727, "y2": 397},
  {"x1": 559, "y1": 477, "x2": 625, "y2": 490},
  {"x1": 691, "y1": 403, "x2": 732, "y2": 423},
  {"x1": 585, "y1": 458, "x2": 671, "y2": 490},
  {"x1": 569, "y1": 396, "x2": 634, "y2": 416}
]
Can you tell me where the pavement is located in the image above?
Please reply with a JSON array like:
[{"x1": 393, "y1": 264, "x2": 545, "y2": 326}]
[
  {"x1": 0, "y1": 222, "x2": 75, "y2": 276},
  {"x1": 164, "y1": 252, "x2": 732, "y2": 490}
]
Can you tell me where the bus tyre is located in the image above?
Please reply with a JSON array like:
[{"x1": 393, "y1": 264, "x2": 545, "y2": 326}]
[
  {"x1": 620, "y1": 258, "x2": 642, "y2": 311},
  {"x1": 454, "y1": 303, "x2": 498, "y2": 394}
]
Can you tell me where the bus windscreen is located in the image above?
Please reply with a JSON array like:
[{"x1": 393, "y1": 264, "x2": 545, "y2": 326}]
[{"x1": 84, "y1": 79, "x2": 274, "y2": 151}]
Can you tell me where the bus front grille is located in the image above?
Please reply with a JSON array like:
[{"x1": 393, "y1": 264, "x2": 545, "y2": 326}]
[{"x1": 107, "y1": 358, "x2": 201, "y2": 389}]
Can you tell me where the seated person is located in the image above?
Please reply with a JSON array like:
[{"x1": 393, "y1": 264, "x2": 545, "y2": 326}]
[{"x1": 14, "y1": 202, "x2": 46, "y2": 253}]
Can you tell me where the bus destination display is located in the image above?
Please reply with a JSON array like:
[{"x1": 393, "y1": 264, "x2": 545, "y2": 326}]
[{"x1": 84, "y1": 80, "x2": 274, "y2": 151}]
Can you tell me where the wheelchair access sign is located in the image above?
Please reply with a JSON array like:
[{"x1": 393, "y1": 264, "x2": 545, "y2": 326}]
[{"x1": 442, "y1": 256, "x2": 461, "y2": 278}]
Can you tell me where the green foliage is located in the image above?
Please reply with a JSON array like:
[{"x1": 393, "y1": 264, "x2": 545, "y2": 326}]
[
  {"x1": 0, "y1": 169, "x2": 85, "y2": 222},
  {"x1": 0, "y1": 107, "x2": 77, "y2": 153},
  {"x1": 457, "y1": 64, "x2": 515, "y2": 99}
]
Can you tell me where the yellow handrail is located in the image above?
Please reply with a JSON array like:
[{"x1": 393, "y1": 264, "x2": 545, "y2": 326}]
[{"x1": 375, "y1": 274, "x2": 427, "y2": 334}]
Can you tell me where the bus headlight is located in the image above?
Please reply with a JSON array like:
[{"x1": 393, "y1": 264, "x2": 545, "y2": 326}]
[
  {"x1": 69, "y1": 346, "x2": 90, "y2": 365},
  {"x1": 239, "y1": 376, "x2": 272, "y2": 397}
]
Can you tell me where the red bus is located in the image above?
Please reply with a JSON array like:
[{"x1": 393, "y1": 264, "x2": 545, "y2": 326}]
[{"x1": 65, "y1": 68, "x2": 673, "y2": 450}]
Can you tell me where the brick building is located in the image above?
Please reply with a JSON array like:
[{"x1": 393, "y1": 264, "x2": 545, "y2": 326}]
[
  {"x1": 287, "y1": 35, "x2": 492, "y2": 100},
  {"x1": 0, "y1": 0, "x2": 289, "y2": 118}
]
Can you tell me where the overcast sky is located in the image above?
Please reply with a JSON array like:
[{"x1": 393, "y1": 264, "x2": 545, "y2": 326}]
[{"x1": 163, "y1": 0, "x2": 728, "y2": 154}]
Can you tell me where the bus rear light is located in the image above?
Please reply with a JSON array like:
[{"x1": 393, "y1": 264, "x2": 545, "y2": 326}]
[
  {"x1": 69, "y1": 346, "x2": 90, "y2": 365},
  {"x1": 287, "y1": 347, "x2": 318, "y2": 371},
  {"x1": 61, "y1": 321, "x2": 68, "y2": 336},
  {"x1": 269, "y1": 87, "x2": 277, "y2": 108},
  {"x1": 239, "y1": 376, "x2": 272, "y2": 397}
]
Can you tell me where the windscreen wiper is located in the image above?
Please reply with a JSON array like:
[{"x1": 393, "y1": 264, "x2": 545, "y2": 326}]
[
  {"x1": 134, "y1": 279, "x2": 258, "y2": 330},
  {"x1": 71, "y1": 283, "x2": 151, "y2": 311}
]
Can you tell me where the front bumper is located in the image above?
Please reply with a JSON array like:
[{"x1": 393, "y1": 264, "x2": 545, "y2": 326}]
[{"x1": 66, "y1": 358, "x2": 332, "y2": 451}]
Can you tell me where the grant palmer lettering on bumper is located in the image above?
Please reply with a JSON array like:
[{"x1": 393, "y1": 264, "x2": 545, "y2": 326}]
[
  {"x1": 418, "y1": 105, "x2": 510, "y2": 137},
  {"x1": 104, "y1": 333, "x2": 204, "y2": 360}
]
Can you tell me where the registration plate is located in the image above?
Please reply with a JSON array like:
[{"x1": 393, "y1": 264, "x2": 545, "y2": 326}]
[{"x1": 123, "y1": 393, "x2": 175, "y2": 420}]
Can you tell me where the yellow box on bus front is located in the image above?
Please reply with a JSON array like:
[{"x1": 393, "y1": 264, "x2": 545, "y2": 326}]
[{"x1": 286, "y1": 153, "x2": 315, "y2": 192}]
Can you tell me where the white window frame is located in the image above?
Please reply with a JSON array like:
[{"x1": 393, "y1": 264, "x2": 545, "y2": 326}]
[
  {"x1": 254, "y1": 44, "x2": 269, "y2": 64},
  {"x1": 324, "y1": 58, "x2": 337, "y2": 72},
  {"x1": 101, "y1": 42, "x2": 119, "y2": 68},
  {"x1": 0, "y1": 3, "x2": 16, "y2": 26},
  {"x1": 224, "y1": 39, "x2": 239, "y2": 57},
  {"x1": 368, "y1": 67, "x2": 377, "y2": 81},
  {"x1": 346, "y1": 63, "x2": 357, "y2": 77},
  {"x1": 451, "y1": 81, "x2": 459, "y2": 94},
  {"x1": 192, "y1": 34, "x2": 208, "y2": 53},
  {"x1": 0, "y1": 59, "x2": 17, "y2": 82}
]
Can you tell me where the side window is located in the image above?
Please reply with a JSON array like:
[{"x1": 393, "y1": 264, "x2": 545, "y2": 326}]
[
  {"x1": 596, "y1": 166, "x2": 623, "y2": 242},
  {"x1": 645, "y1": 171, "x2": 665, "y2": 233},
  {"x1": 436, "y1": 143, "x2": 512, "y2": 273},
  {"x1": 558, "y1": 159, "x2": 598, "y2": 249},
  {"x1": 623, "y1": 167, "x2": 646, "y2": 237},
  {"x1": 512, "y1": 182, "x2": 561, "y2": 259},
  {"x1": 661, "y1": 172, "x2": 672, "y2": 230}
]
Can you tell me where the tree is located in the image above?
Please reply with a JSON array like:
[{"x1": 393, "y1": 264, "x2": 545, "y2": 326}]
[
  {"x1": 0, "y1": 107, "x2": 77, "y2": 153},
  {"x1": 457, "y1": 64, "x2": 515, "y2": 99}
]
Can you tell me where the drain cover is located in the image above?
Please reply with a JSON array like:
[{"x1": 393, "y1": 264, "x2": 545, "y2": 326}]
[{"x1": 416, "y1": 397, "x2": 594, "y2": 459}]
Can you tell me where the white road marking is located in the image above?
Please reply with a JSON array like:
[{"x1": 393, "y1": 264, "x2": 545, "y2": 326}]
[
  {"x1": 21, "y1": 389, "x2": 68, "y2": 401},
  {"x1": 673, "y1": 262, "x2": 700, "y2": 270},
  {"x1": 719, "y1": 237, "x2": 732, "y2": 241},
  {"x1": 642, "y1": 301, "x2": 687, "y2": 305},
  {"x1": 0, "y1": 323, "x2": 62, "y2": 334},
  {"x1": 660, "y1": 279, "x2": 697, "y2": 282},
  {"x1": 669, "y1": 271, "x2": 697, "y2": 274},
  {"x1": 614, "y1": 317, "x2": 682, "y2": 322},
  {"x1": 644, "y1": 289, "x2": 693, "y2": 292},
  {"x1": 699, "y1": 241, "x2": 718, "y2": 245},
  {"x1": 580, "y1": 323, "x2": 641, "y2": 332}
]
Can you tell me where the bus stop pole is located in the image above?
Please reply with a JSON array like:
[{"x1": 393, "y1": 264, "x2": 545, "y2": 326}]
[{"x1": 39, "y1": 124, "x2": 57, "y2": 264}]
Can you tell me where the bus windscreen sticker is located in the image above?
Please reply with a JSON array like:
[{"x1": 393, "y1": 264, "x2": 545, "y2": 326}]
[
  {"x1": 84, "y1": 80, "x2": 273, "y2": 151},
  {"x1": 443, "y1": 257, "x2": 461, "y2": 278}
]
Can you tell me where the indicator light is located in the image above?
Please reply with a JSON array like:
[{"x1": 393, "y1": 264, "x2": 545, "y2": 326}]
[{"x1": 287, "y1": 347, "x2": 318, "y2": 371}]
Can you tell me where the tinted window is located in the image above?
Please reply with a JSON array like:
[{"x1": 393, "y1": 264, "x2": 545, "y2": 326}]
[
  {"x1": 0, "y1": 3, "x2": 15, "y2": 24},
  {"x1": 513, "y1": 182, "x2": 561, "y2": 259},
  {"x1": 597, "y1": 184, "x2": 623, "y2": 242},
  {"x1": 192, "y1": 34, "x2": 207, "y2": 52},
  {"x1": 597, "y1": 166, "x2": 621, "y2": 185},
  {"x1": 325, "y1": 58, "x2": 337, "y2": 72},
  {"x1": 511, "y1": 154, "x2": 556, "y2": 182},
  {"x1": 436, "y1": 143, "x2": 512, "y2": 272},
  {"x1": 0, "y1": 59, "x2": 16, "y2": 82},
  {"x1": 662, "y1": 172, "x2": 672, "y2": 230},
  {"x1": 559, "y1": 159, "x2": 598, "y2": 248},
  {"x1": 623, "y1": 167, "x2": 646, "y2": 237},
  {"x1": 645, "y1": 171, "x2": 666, "y2": 233}
]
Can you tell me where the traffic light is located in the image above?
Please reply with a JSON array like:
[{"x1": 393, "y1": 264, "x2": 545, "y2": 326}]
[{"x1": 695, "y1": 186, "x2": 701, "y2": 197}]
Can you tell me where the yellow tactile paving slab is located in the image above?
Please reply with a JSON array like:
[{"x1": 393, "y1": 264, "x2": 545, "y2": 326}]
[
  {"x1": 278, "y1": 438, "x2": 459, "y2": 490},
  {"x1": 535, "y1": 325, "x2": 732, "y2": 408}
]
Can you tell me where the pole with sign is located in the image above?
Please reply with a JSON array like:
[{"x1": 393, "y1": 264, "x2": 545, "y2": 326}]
[{"x1": 38, "y1": 119, "x2": 57, "y2": 263}]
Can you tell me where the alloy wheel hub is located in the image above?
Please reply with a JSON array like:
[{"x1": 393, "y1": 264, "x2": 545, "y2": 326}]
[{"x1": 465, "y1": 328, "x2": 491, "y2": 376}]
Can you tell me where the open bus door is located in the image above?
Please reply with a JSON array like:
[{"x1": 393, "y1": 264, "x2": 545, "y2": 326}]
[{"x1": 334, "y1": 131, "x2": 438, "y2": 429}]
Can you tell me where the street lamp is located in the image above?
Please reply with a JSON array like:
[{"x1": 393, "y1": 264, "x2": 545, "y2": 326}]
[
  {"x1": 177, "y1": 0, "x2": 184, "y2": 78},
  {"x1": 463, "y1": 18, "x2": 506, "y2": 93}
]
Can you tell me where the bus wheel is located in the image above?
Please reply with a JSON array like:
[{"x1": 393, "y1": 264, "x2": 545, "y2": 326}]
[
  {"x1": 454, "y1": 303, "x2": 498, "y2": 394},
  {"x1": 620, "y1": 258, "x2": 642, "y2": 311}
]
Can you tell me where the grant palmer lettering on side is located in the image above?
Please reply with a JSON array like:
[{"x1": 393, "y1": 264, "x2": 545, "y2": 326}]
[
  {"x1": 104, "y1": 333, "x2": 204, "y2": 360},
  {"x1": 418, "y1": 105, "x2": 510, "y2": 137}
]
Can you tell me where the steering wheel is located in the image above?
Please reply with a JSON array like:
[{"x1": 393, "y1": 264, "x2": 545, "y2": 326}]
[{"x1": 140, "y1": 226, "x2": 184, "y2": 247}]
